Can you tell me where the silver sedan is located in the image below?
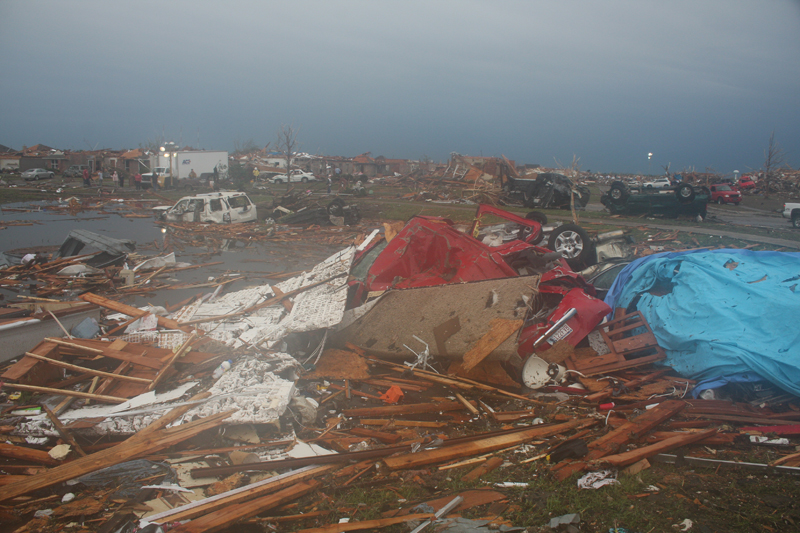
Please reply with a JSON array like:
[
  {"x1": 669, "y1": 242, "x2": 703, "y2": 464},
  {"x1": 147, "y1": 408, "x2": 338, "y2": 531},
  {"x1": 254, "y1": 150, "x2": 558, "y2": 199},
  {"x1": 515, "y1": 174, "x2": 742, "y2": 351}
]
[{"x1": 22, "y1": 168, "x2": 55, "y2": 181}]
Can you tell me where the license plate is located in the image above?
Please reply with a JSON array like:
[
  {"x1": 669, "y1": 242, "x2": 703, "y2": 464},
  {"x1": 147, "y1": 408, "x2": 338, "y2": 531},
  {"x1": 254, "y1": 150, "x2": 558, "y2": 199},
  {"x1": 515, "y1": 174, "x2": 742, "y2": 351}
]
[{"x1": 547, "y1": 324, "x2": 573, "y2": 345}]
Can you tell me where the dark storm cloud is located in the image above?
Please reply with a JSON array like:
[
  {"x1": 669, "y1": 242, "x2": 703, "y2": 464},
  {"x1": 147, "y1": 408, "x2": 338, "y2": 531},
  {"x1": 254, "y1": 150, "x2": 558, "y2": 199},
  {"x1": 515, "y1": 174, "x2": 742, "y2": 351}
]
[{"x1": 1, "y1": 0, "x2": 798, "y2": 174}]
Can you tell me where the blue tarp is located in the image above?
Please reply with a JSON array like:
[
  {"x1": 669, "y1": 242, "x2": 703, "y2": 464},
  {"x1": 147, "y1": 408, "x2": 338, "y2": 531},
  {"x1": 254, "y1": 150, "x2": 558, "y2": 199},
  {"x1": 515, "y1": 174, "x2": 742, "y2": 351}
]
[{"x1": 604, "y1": 249, "x2": 800, "y2": 395}]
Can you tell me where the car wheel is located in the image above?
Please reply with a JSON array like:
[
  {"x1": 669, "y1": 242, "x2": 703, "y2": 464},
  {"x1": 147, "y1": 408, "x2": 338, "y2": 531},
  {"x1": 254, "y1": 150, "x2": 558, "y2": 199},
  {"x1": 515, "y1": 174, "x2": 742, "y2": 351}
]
[
  {"x1": 609, "y1": 181, "x2": 629, "y2": 204},
  {"x1": 525, "y1": 211, "x2": 548, "y2": 225},
  {"x1": 675, "y1": 183, "x2": 695, "y2": 204},
  {"x1": 35, "y1": 176, "x2": 39, "y2": 181},
  {"x1": 274, "y1": 179, "x2": 283, "y2": 184},
  {"x1": 49, "y1": 173, "x2": 54, "y2": 179},
  {"x1": 793, "y1": 214, "x2": 800, "y2": 229},
  {"x1": 301, "y1": 177, "x2": 308, "y2": 183},
  {"x1": 547, "y1": 223, "x2": 594, "y2": 269},
  {"x1": 519, "y1": 211, "x2": 547, "y2": 244},
  {"x1": 716, "y1": 197, "x2": 724, "y2": 204},
  {"x1": 327, "y1": 198, "x2": 346, "y2": 217}
]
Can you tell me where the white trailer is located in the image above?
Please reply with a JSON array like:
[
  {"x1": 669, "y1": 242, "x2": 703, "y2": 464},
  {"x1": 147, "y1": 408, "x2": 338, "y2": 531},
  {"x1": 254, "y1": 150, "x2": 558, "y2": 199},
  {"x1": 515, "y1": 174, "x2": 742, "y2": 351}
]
[{"x1": 156, "y1": 150, "x2": 229, "y2": 181}]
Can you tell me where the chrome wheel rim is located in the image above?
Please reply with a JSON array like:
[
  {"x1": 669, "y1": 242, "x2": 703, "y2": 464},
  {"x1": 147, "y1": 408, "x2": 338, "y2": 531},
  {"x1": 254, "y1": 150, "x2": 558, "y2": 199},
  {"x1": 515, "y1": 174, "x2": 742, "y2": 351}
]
[{"x1": 554, "y1": 231, "x2": 583, "y2": 258}]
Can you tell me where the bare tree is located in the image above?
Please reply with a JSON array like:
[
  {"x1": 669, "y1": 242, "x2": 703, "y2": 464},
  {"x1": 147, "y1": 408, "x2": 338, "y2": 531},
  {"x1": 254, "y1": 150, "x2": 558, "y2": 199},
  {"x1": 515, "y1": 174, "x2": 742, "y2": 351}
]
[
  {"x1": 763, "y1": 131, "x2": 786, "y2": 198},
  {"x1": 276, "y1": 125, "x2": 299, "y2": 176},
  {"x1": 554, "y1": 154, "x2": 581, "y2": 224}
]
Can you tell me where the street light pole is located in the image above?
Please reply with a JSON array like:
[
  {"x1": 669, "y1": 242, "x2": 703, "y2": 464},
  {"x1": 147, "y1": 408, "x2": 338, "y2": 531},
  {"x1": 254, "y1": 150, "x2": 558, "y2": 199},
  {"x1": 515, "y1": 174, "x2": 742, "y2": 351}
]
[{"x1": 647, "y1": 152, "x2": 653, "y2": 177}]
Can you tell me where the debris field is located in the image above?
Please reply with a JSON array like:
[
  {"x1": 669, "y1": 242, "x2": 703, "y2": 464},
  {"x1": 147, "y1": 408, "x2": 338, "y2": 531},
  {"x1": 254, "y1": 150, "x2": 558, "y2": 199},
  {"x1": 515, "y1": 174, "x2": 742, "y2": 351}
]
[{"x1": 1, "y1": 197, "x2": 800, "y2": 533}]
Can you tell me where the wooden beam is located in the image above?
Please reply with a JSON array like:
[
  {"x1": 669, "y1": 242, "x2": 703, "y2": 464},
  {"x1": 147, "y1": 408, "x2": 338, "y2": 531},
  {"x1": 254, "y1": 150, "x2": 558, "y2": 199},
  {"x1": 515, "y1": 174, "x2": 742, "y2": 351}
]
[
  {"x1": 455, "y1": 393, "x2": 479, "y2": 416},
  {"x1": 78, "y1": 292, "x2": 190, "y2": 331},
  {"x1": 0, "y1": 443, "x2": 59, "y2": 466},
  {"x1": 348, "y1": 427, "x2": 402, "y2": 444},
  {"x1": 591, "y1": 429, "x2": 717, "y2": 468},
  {"x1": 23, "y1": 352, "x2": 152, "y2": 385},
  {"x1": 461, "y1": 319, "x2": 522, "y2": 372},
  {"x1": 0, "y1": 392, "x2": 222, "y2": 502},
  {"x1": 147, "y1": 465, "x2": 336, "y2": 524},
  {"x1": 167, "y1": 481, "x2": 321, "y2": 533},
  {"x1": 43, "y1": 405, "x2": 86, "y2": 457},
  {"x1": 342, "y1": 401, "x2": 472, "y2": 418},
  {"x1": 383, "y1": 418, "x2": 593, "y2": 471},
  {"x1": 1, "y1": 383, "x2": 127, "y2": 404}
]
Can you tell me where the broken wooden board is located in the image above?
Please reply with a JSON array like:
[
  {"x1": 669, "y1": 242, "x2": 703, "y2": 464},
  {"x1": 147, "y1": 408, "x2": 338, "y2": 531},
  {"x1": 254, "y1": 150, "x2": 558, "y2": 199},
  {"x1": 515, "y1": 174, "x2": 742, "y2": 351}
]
[
  {"x1": 383, "y1": 418, "x2": 593, "y2": 470},
  {"x1": 332, "y1": 277, "x2": 535, "y2": 360},
  {"x1": 461, "y1": 319, "x2": 523, "y2": 371},
  {"x1": 168, "y1": 480, "x2": 320, "y2": 533},
  {"x1": 551, "y1": 399, "x2": 686, "y2": 481},
  {"x1": 591, "y1": 429, "x2": 717, "y2": 468}
]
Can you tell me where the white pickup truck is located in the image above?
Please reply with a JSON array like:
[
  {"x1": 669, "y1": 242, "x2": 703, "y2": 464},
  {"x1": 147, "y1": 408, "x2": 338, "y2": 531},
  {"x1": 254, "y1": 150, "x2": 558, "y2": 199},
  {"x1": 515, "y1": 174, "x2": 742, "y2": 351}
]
[
  {"x1": 270, "y1": 170, "x2": 317, "y2": 184},
  {"x1": 782, "y1": 202, "x2": 800, "y2": 228}
]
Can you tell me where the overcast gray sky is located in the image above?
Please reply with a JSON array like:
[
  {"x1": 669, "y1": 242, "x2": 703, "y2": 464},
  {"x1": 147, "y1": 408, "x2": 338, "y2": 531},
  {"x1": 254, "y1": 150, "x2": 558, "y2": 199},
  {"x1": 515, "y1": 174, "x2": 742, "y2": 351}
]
[{"x1": 1, "y1": 0, "x2": 798, "y2": 174}]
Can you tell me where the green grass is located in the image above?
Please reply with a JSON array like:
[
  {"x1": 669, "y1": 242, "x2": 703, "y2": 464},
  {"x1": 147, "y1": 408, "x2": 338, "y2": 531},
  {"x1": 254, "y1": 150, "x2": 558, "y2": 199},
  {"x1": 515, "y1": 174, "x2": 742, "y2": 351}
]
[{"x1": 292, "y1": 460, "x2": 800, "y2": 532}]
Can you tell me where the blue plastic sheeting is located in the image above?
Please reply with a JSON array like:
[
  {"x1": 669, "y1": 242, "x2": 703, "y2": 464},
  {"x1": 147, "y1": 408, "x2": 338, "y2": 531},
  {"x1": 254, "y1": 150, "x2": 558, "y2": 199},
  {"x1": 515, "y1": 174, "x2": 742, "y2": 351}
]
[
  {"x1": 604, "y1": 249, "x2": 800, "y2": 395},
  {"x1": 691, "y1": 373, "x2": 763, "y2": 399}
]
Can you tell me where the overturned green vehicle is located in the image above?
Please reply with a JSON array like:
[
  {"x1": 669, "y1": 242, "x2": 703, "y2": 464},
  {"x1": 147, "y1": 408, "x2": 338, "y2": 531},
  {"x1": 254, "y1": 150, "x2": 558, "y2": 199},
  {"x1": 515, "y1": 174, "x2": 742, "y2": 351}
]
[{"x1": 601, "y1": 180, "x2": 710, "y2": 219}]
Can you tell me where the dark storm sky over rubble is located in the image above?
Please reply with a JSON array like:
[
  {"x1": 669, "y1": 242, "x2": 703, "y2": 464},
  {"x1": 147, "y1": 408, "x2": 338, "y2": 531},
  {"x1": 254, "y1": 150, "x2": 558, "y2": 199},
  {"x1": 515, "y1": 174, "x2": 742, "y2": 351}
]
[{"x1": 1, "y1": 0, "x2": 798, "y2": 174}]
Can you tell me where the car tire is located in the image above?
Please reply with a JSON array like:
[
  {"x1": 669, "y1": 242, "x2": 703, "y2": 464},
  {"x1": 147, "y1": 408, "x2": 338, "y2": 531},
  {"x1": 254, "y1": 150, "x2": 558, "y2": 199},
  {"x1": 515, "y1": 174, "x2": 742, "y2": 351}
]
[
  {"x1": 793, "y1": 214, "x2": 800, "y2": 229},
  {"x1": 525, "y1": 211, "x2": 547, "y2": 225},
  {"x1": 716, "y1": 197, "x2": 724, "y2": 205},
  {"x1": 698, "y1": 186, "x2": 711, "y2": 197},
  {"x1": 327, "y1": 198, "x2": 346, "y2": 217},
  {"x1": 547, "y1": 223, "x2": 594, "y2": 269},
  {"x1": 49, "y1": 173, "x2": 54, "y2": 179},
  {"x1": 609, "y1": 181, "x2": 629, "y2": 204},
  {"x1": 274, "y1": 179, "x2": 283, "y2": 184},
  {"x1": 675, "y1": 183, "x2": 695, "y2": 204},
  {"x1": 301, "y1": 177, "x2": 308, "y2": 183},
  {"x1": 520, "y1": 211, "x2": 547, "y2": 244}
]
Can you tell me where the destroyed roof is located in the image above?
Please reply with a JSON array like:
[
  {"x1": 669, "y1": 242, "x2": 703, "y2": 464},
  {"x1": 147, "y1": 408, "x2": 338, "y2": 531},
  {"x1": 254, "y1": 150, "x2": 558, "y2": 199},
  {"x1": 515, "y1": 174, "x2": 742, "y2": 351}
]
[
  {"x1": 121, "y1": 148, "x2": 145, "y2": 159},
  {"x1": 22, "y1": 144, "x2": 54, "y2": 154}
]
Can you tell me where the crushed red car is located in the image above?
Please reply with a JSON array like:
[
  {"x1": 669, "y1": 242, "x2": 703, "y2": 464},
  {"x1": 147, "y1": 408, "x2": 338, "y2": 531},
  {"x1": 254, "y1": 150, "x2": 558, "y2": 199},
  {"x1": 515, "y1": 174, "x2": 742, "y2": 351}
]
[{"x1": 346, "y1": 204, "x2": 611, "y2": 364}]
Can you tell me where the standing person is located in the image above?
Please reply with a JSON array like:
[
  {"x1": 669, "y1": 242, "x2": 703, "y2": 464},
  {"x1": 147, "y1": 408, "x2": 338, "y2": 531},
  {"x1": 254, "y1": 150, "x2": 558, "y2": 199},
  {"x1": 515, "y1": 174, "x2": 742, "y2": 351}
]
[
  {"x1": 134, "y1": 172, "x2": 142, "y2": 190},
  {"x1": 82, "y1": 168, "x2": 90, "y2": 187},
  {"x1": 327, "y1": 176, "x2": 332, "y2": 195},
  {"x1": 189, "y1": 169, "x2": 197, "y2": 180},
  {"x1": 97, "y1": 168, "x2": 103, "y2": 187},
  {"x1": 118, "y1": 172, "x2": 125, "y2": 188},
  {"x1": 252, "y1": 167, "x2": 260, "y2": 181},
  {"x1": 111, "y1": 170, "x2": 119, "y2": 187},
  {"x1": 152, "y1": 170, "x2": 159, "y2": 191}
]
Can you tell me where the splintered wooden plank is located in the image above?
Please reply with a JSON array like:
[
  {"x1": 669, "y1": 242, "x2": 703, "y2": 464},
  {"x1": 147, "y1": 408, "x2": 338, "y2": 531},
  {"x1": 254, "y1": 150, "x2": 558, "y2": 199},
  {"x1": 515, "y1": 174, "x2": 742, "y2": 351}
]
[
  {"x1": 551, "y1": 399, "x2": 686, "y2": 480},
  {"x1": 0, "y1": 393, "x2": 222, "y2": 503},
  {"x1": 461, "y1": 319, "x2": 523, "y2": 372},
  {"x1": 342, "y1": 401, "x2": 471, "y2": 418},
  {"x1": 462, "y1": 456, "x2": 504, "y2": 482},
  {"x1": 167, "y1": 481, "x2": 320, "y2": 533},
  {"x1": 349, "y1": 427, "x2": 402, "y2": 444},
  {"x1": 146, "y1": 465, "x2": 335, "y2": 524},
  {"x1": 0, "y1": 383, "x2": 127, "y2": 404},
  {"x1": 591, "y1": 429, "x2": 717, "y2": 468},
  {"x1": 383, "y1": 419, "x2": 593, "y2": 471},
  {"x1": 0, "y1": 443, "x2": 59, "y2": 466}
]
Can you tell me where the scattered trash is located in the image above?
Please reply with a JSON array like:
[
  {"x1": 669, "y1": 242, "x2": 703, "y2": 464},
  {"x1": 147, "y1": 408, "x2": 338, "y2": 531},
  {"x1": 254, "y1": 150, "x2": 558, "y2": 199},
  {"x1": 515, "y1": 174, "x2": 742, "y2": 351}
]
[{"x1": 577, "y1": 470, "x2": 620, "y2": 490}]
